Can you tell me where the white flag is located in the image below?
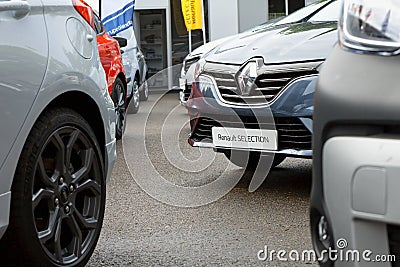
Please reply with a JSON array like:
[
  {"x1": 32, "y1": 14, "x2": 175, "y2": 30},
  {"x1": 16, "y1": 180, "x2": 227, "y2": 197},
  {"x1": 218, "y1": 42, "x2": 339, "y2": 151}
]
[{"x1": 101, "y1": 0, "x2": 135, "y2": 36}]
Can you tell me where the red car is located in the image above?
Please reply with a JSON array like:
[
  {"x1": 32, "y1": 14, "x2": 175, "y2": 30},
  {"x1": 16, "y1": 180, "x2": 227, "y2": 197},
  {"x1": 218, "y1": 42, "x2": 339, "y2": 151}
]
[{"x1": 93, "y1": 12, "x2": 129, "y2": 139}]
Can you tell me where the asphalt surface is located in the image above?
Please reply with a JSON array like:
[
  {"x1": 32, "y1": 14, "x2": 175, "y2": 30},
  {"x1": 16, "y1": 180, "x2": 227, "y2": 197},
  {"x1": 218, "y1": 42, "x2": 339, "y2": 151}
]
[{"x1": 87, "y1": 93, "x2": 316, "y2": 267}]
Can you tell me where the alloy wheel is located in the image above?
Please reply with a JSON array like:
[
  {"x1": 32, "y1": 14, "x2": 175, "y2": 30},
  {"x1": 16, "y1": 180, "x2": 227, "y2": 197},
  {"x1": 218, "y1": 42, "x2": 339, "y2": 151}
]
[{"x1": 32, "y1": 126, "x2": 102, "y2": 265}]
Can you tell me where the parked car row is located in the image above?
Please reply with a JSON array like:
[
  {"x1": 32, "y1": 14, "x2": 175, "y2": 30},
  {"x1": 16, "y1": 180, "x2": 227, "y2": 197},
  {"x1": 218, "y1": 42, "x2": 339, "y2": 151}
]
[
  {"x1": 0, "y1": 0, "x2": 146, "y2": 266},
  {"x1": 92, "y1": 9, "x2": 149, "y2": 139},
  {"x1": 181, "y1": 0, "x2": 400, "y2": 265}
]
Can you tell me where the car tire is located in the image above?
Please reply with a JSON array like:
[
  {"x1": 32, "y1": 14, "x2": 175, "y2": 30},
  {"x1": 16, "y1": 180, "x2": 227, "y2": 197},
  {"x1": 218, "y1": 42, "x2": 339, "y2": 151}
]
[
  {"x1": 223, "y1": 151, "x2": 286, "y2": 170},
  {"x1": 0, "y1": 107, "x2": 106, "y2": 267},
  {"x1": 139, "y1": 80, "x2": 149, "y2": 101},
  {"x1": 111, "y1": 77, "x2": 127, "y2": 140},
  {"x1": 128, "y1": 78, "x2": 140, "y2": 114}
]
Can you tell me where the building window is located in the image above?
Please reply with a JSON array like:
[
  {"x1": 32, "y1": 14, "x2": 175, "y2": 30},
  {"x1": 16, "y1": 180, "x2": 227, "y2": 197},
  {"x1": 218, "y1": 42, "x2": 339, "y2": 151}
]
[{"x1": 268, "y1": 0, "x2": 305, "y2": 20}]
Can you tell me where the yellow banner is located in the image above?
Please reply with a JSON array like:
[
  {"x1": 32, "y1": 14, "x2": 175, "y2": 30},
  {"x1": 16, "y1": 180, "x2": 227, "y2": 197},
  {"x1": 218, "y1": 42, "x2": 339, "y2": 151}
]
[{"x1": 181, "y1": 0, "x2": 203, "y2": 31}]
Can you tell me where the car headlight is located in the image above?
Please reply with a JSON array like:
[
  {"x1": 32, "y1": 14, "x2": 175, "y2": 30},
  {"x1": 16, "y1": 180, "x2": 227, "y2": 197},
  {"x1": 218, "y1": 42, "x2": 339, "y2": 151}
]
[
  {"x1": 191, "y1": 75, "x2": 216, "y2": 99},
  {"x1": 235, "y1": 59, "x2": 263, "y2": 96},
  {"x1": 340, "y1": 0, "x2": 400, "y2": 55},
  {"x1": 271, "y1": 75, "x2": 318, "y2": 116}
]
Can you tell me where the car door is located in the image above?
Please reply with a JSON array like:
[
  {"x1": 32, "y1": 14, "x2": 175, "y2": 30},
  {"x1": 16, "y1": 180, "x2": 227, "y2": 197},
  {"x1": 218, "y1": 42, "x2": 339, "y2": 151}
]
[{"x1": 0, "y1": 0, "x2": 48, "y2": 168}]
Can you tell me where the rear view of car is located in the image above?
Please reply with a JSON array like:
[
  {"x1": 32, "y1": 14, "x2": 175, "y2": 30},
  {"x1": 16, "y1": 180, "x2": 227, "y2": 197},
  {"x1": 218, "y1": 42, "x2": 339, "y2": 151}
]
[
  {"x1": 0, "y1": 0, "x2": 116, "y2": 266},
  {"x1": 311, "y1": 1, "x2": 400, "y2": 266},
  {"x1": 93, "y1": 12, "x2": 131, "y2": 138}
]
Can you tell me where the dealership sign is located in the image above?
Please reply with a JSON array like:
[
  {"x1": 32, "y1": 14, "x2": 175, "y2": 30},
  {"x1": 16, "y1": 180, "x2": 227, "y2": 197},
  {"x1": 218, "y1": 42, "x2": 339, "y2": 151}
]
[
  {"x1": 101, "y1": 0, "x2": 135, "y2": 36},
  {"x1": 181, "y1": 0, "x2": 203, "y2": 31}
]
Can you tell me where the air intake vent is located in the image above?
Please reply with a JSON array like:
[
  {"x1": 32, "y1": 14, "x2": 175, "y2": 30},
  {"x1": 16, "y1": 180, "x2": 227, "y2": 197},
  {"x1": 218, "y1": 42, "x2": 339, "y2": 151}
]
[{"x1": 190, "y1": 116, "x2": 312, "y2": 151}]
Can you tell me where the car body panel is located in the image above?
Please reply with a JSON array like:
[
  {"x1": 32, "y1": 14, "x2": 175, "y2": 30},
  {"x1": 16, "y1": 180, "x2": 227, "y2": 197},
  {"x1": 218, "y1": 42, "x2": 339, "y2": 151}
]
[
  {"x1": 311, "y1": 44, "x2": 400, "y2": 265},
  {"x1": 206, "y1": 21, "x2": 337, "y2": 65},
  {"x1": 0, "y1": 0, "x2": 48, "y2": 170},
  {"x1": 0, "y1": 0, "x2": 116, "y2": 239},
  {"x1": 96, "y1": 27, "x2": 125, "y2": 94},
  {"x1": 115, "y1": 28, "x2": 148, "y2": 97}
]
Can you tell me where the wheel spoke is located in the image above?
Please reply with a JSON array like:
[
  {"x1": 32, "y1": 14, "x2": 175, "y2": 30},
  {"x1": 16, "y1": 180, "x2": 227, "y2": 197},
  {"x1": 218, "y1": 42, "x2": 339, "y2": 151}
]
[
  {"x1": 37, "y1": 158, "x2": 56, "y2": 189},
  {"x1": 69, "y1": 215, "x2": 83, "y2": 258},
  {"x1": 38, "y1": 206, "x2": 61, "y2": 244},
  {"x1": 71, "y1": 148, "x2": 93, "y2": 184},
  {"x1": 50, "y1": 132, "x2": 66, "y2": 175},
  {"x1": 118, "y1": 90, "x2": 124, "y2": 106},
  {"x1": 54, "y1": 216, "x2": 63, "y2": 262},
  {"x1": 66, "y1": 130, "x2": 80, "y2": 171},
  {"x1": 75, "y1": 179, "x2": 101, "y2": 195},
  {"x1": 73, "y1": 207, "x2": 97, "y2": 230},
  {"x1": 32, "y1": 188, "x2": 55, "y2": 210}
]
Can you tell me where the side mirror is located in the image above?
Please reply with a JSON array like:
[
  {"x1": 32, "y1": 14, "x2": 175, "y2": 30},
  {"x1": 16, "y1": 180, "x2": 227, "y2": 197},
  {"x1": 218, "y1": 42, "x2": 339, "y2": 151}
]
[{"x1": 114, "y1": 37, "x2": 128, "y2": 48}]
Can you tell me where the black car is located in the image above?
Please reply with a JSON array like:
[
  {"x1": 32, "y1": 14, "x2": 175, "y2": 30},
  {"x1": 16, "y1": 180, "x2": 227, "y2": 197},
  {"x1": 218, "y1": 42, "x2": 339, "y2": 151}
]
[{"x1": 187, "y1": 0, "x2": 339, "y2": 171}]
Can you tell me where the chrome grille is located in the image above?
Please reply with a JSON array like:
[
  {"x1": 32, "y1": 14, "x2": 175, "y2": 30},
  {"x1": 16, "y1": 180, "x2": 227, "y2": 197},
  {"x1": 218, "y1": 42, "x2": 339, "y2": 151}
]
[
  {"x1": 204, "y1": 62, "x2": 320, "y2": 105},
  {"x1": 275, "y1": 117, "x2": 312, "y2": 150},
  {"x1": 254, "y1": 69, "x2": 318, "y2": 102}
]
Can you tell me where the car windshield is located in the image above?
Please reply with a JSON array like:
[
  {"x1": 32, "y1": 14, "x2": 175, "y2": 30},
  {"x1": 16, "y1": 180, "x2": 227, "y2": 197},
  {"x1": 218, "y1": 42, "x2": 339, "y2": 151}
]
[
  {"x1": 274, "y1": 0, "x2": 332, "y2": 25},
  {"x1": 308, "y1": 0, "x2": 339, "y2": 22}
]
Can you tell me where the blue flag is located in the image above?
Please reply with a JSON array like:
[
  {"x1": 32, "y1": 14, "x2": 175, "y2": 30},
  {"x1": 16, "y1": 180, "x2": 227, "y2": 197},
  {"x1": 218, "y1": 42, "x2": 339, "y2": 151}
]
[{"x1": 101, "y1": 0, "x2": 135, "y2": 36}]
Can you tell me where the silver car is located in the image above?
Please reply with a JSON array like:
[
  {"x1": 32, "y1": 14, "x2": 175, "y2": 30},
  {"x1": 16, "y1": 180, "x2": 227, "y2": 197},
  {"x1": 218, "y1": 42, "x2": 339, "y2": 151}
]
[
  {"x1": 311, "y1": 0, "x2": 400, "y2": 266},
  {"x1": 0, "y1": 0, "x2": 116, "y2": 266}
]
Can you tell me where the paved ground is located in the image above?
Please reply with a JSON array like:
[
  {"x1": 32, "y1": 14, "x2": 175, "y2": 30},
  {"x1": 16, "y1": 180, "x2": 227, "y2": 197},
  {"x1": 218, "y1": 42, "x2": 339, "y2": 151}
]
[{"x1": 88, "y1": 93, "x2": 316, "y2": 266}]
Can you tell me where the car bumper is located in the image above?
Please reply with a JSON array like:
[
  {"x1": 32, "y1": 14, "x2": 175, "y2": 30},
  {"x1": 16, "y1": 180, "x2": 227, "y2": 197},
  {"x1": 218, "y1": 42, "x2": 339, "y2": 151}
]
[{"x1": 187, "y1": 90, "x2": 314, "y2": 158}]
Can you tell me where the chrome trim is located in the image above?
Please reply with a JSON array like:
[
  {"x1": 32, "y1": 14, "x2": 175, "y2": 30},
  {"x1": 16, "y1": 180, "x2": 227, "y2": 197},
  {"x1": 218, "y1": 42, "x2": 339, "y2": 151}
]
[
  {"x1": 219, "y1": 86, "x2": 237, "y2": 91},
  {"x1": 255, "y1": 87, "x2": 282, "y2": 91},
  {"x1": 221, "y1": 94, "x2": 267, "y2": 99},
  {"x1": 191, "y1": 140, "x2": 312, "y2": 157},
  {"x1": 259, "y1": 78, "x2": 291, "y2": 83},
  {"x1": 215, "y1": 77, "x2": 235, "y2": 83},
  {"x1": 201, "y1": 61, "x2": 323, "y2": 108}
]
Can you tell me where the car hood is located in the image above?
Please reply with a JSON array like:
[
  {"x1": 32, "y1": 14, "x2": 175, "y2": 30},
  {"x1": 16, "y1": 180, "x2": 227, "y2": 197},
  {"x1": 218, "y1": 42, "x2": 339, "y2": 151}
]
[
  {"x1": 187, "y1": 35, "x2": 236, "y2": 59},
  {"x1": 205, "y1": 21, "x2": 338, "y2": 65}
]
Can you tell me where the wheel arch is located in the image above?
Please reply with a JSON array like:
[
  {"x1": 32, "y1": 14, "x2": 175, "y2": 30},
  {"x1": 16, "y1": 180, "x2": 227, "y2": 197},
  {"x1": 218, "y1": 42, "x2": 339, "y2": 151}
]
[
  {"x1": 116, "y1": 72, "x2": 127, "y2": 92},
  {"x1": 134, "y1": 70, "x2": 140, "y2": 82},
  {"x1": 45, "y1": 91, "x2": 106, "y2": 159}
]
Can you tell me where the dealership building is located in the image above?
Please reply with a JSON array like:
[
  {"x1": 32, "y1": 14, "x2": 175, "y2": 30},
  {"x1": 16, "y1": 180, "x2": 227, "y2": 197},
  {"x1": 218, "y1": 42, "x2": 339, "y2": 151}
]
[
  {"x1": 89, "y1": 0, "x2": 318, "y2": 87},
  {"x1": 132, "y1": 0, "x2": 318, "y2": 87}
]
